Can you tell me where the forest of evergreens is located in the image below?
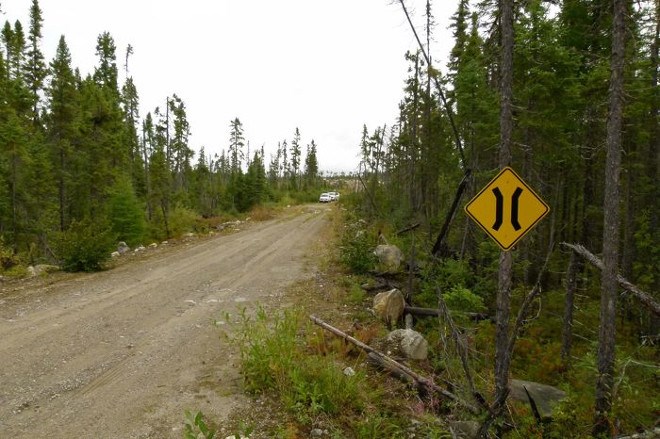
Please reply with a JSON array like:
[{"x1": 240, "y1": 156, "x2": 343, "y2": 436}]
[
  {"x1": 358, "y1": 0, "x2": 657, "y2": 293},
  {"x1": 0, "y1": 1, "x2": 326, "y2": 271},
  {"x1": 345, "y1": 0, "x2": 657, "y2": 436}
]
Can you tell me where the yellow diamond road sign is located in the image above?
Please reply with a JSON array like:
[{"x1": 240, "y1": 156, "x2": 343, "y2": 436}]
[{"x1": 465, "y1": 167, "x2": 549, "y2": 251}]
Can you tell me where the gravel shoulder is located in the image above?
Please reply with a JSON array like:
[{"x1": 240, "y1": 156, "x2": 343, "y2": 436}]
[{"x1": 0, "y1": 205, "x2": 329, "y2": 439}]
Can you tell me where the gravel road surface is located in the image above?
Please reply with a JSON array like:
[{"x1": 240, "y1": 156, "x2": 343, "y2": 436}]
[{"x1": 0, "y1": 206, "x2": 329, "y2": 438}]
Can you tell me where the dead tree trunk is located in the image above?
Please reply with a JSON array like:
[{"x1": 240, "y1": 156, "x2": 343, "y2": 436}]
[
  {"x1": 479, "y1": 0, "x2": 515, "y2": 436},
  {"x1": 495, "y1": 0, "x2": 515, "y2": 414},
  {"x1": 594, "y1": 0, "x2": 626, "y2": 434},
  {"x1": 561, "y1": 251, "x2": 579, "y2": 366}
]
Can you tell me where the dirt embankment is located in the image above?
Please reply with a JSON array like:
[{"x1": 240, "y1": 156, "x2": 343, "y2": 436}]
[{"x1": 0, "y1": 206, "x2": 329, "y2": 438}]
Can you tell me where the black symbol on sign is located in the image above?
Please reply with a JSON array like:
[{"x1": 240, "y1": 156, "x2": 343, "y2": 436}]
[{"x1": 491, "y1": 187, "x2": 523, "y2": 231}]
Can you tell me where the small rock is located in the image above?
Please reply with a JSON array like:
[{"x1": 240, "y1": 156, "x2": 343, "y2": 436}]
[
  {"x1": 343, "y1": 367, "x2": 356, "y2": 377},
  {"x1": 111, "y1": 251, "x2": 120, "y2": 258},
  {"x1": 27, "y1": 266, "x2": 37, "y2": 277},
  {"x1": 161, "y1": 240, "x2": 169, "y2": 245},
  {"x1": 386, "y1": 329, "x2": 428, "y2": 360},
  {"x1": 449, "y1": 421, "x2": 480, "y2": 438},
  {"x1": 134, "y1": 245, "x2": 146, "y2": 253},
  {"x1": 149, "y1": 243, "x2": 158, "y2": 248},
  {"x1": 34, "y1": 264, "x2": 60, "y2": 276},
  {"x1": 373, "y1": 289, "x2": 406, "y2": 326},
  {"x1": 310, "y1": 428, "x2": 324, "y2": 437},
  {"x1": 117, "y1": 242, "x2": 130, "y2": 254},
  {"x1": 374, "y1": 244, "x2": 404, "y2": 272}
]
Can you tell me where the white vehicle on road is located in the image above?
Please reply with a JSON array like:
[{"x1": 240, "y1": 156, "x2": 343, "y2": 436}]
[{"x1": 319, "y1": 193, "x2": 332, "y2": 203}]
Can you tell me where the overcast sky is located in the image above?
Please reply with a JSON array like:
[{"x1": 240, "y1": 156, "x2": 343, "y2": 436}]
[{"x1": 2, "y1": 0, "x2": 458, "y2": 173}]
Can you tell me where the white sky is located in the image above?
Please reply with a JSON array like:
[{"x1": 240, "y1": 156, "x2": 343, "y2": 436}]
[{"x1": 3, "y1": 0, "x2": 458, "y2": 173}]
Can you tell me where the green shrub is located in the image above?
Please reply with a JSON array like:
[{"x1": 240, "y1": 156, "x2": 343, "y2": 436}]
[
  {"x1": 3, "y1": 265, "x2": 28, "y2": 278},
  {"x1": 417, "y1": 259, "x2": 478, "y2": 309},
  {"x1": 54, "y1": 218, "x2": 116, "y2": 272},
  {"x1": 107, "y1": 178, "x2": 146, "y2": 247},
  {"x1": 168, "y1": 206, "x2": 198, "y2": 237},
  {"x1": 0, "y1": 237, "x2": 19, "y2": 270},
  {"x1": 442, "y1": 285, "x2": 486, "y2": 313},
  {"x1": 339, "y1": 220, "x2": 376, "y2": 274}
]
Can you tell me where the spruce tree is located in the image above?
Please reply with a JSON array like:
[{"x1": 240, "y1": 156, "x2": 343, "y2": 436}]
[
  {"x1": 25, "y1": 0, "x2": 47, "y2": 121},
  {"x1": 46, "y1": 36, "x2": 79, "y2": 232},
  {"x1": 290, "y1": 127, "x2": 302, "y2": 190},
  {"x1": 228, "y1": 118, "x2": 245, "y2": 175},
  {"x1": 168, "y1": 94, "x2": 193, "y2": 196},
  {"x1": 303, "y1": 140, "x2": 319, "y2": 189}
]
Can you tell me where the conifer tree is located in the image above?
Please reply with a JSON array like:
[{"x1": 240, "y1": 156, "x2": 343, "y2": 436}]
[
  {"x1": 93, "y1": 32, "x2": 119, "y2": 95},
  {"x1": 268, "y1": 142, "x2": 281, "y2": 185},
  {"x1": 141, "y1": 112, "x2": 155, "y2": 219},
  {"x1": 46, "y1": 35, "x2": 79, "y2": 231},
  {"x1": 191, "y1": 146, "x2": 214, "y2": 216},
  {"x1": 148, "y1": 117, "x2": 171, "y2": 238},
  {"x1": 25, "y1": 0, "x2": 47, "y2": 121},
  {"x1": 168, "y1": 94, "x2": 192, "y2": 195},
  {"x1": 82, "y1": 32, "x2": 128, "y2": 208},
  {"x1": 228, "y1": 118, "x2": 244, "y2": 175},
  {"x1": 0, "y1": 19, "x2": 31, "y2": 251},
  {"x1": 290, "y1": 127, "x2": 302, "y2": 190},
  {"x1": 121, "y1": 43, "x2": 142, "y2": 192},
  {"x1": 303, "y1": 140, "x2": 319, "y2": 189},
  {"x1": 280, "y1": 139, "x2": 289, "y2": 185}
]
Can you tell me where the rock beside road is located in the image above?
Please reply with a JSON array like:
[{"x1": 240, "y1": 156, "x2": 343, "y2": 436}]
[
  {"x1": 374, "y1": 244, "x2": 404, "y2": 272},
  {"x1": 373, "y1": 288, "x2": 405, "y2": 326},
  {"x1": 510, "y1": 379, "x2": 567, "y2": 420},
  {"x1": 386, "y1": 328, "x2": 429, "y2": 360}
]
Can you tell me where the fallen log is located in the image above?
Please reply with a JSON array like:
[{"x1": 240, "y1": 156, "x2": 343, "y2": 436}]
[
  {"x1": 309, "y1": 315, "x2": 480, "y2": 415},
  {"x1": 361, "y1": 277, "x2": 396, "y2": 292},
  {"x1": 405, "y1": 305, "x2": 488, "y2": 321},
  {"x1": 561, "y1": 243, "x2": 660, "y2": 316},
  {"x1": 366, "y1": 352, "x2": 415, "y2": 384},
  {"x1": 616, "y1": 428, "x2": 660, "y2": 439},
  {"x1": 396, "y1": 223, "x2": 421, "y2": 236}
]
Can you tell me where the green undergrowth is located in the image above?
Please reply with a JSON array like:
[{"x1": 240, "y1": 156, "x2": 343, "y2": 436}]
[
  {"x1": 333, "y1": 207, "x2": 659, "y2": 438},
  {"x1": 232, "y1": 307, "x2": 417, "y2": 437}
]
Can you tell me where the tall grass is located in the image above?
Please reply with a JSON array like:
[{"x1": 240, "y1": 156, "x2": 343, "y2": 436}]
[{"x1": 235, "y1": 309, "x2": 368, "y2": 421}]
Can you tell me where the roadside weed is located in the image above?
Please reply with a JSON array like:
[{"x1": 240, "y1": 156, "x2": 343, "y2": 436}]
[
  {"x1": 234, "y1": 307, "x2": 378, "y2": 429},
  {"x1": 183, "y1": 410, "x2": 216, "y2": 439}
]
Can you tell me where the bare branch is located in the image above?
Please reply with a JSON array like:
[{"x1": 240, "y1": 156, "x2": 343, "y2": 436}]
[
  {"x1": 309, "y1": 314, "x2": 480, "y2": 415},
  {"x1": 561, "y1": 243, "x2": 660, "y2": 316}
]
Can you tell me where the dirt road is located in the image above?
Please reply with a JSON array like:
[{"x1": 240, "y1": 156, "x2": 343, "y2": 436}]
[{"x1": 0, "y1": 206, "x2": 329, "y2": 438}]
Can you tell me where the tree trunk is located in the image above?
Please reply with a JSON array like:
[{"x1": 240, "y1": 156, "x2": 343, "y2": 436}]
[
  {"x1": 561, "y1": 251, "x2": 579, "y2": 366},
  {"x1": 495, "y1": 0, "x2": 515, "y2": 404},
  {"x1": 593, "y1": 0, "x2": 626, "y2": 435},
  {"x1": 648, "y1": 0, "x2": 659, "y2": 292},
  {"x1": 59, "y1": 144, "x2": 66, "y2": 232}
]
